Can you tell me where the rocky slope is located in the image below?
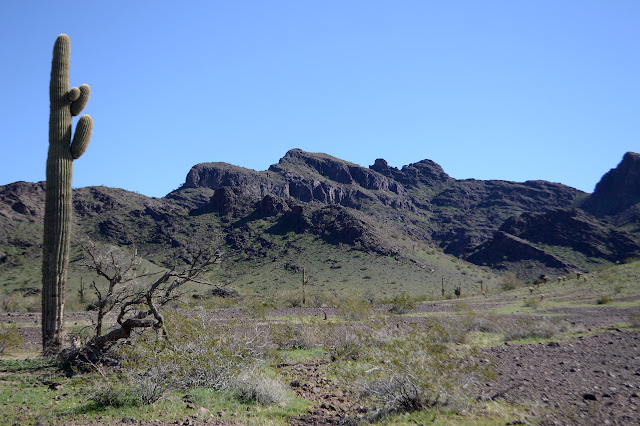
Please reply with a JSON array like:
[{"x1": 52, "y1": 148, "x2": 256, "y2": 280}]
[{"x1": 1, "y1": 150, "x2": 639, "y2": 287}]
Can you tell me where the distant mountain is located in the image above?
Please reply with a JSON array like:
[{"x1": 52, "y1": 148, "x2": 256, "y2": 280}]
[{"x1": 1, "y1": 150, "x2": 639, "y2": 293}]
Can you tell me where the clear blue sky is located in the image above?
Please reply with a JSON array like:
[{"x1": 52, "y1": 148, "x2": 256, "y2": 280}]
[{"x1": 1, "y1": 1, "x2": 638, "y2": 197}]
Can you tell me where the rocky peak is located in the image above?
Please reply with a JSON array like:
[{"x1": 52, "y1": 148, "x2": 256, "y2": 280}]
[
  {"x1": 272, "y1": 149, "x2": 401, "y2": 192},
  {"x1": 582, "y1": 152, "x2": 640, "y2": 218},
  {"x1": 370, "y1": 158, "x2": 452, "y2": 194}
]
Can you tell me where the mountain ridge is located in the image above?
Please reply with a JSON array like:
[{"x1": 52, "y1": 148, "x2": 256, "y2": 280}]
[{"x1": 1, "y1": 150, "x2": 639, "y2": 293}]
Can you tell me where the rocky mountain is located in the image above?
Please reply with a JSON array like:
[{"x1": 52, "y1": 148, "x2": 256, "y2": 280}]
[{"x1": 1, "y1": 150, "x2": 640, "y2": 290}]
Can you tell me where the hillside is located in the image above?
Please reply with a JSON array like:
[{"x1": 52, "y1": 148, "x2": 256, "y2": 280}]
[{"x1": 1, "y1": 150, "x2": 639, "y2": 305}]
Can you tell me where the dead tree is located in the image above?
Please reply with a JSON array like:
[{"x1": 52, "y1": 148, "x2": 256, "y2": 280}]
[
  {"x1": 81, "y1": 242, "x2": 152, "y2": 337},
  {"x1": 70, "y1": 243, "x2": 223, "y2": 362}
]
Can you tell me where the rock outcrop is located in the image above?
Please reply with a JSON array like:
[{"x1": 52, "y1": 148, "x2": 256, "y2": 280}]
[{"x1": 581, "y1": 152, "x2": 640, "y2": 222}]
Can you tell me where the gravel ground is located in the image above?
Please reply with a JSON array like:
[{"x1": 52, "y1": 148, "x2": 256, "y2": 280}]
[{"x1": 2, "y1": 293, "x2": 640, "y2": 425}]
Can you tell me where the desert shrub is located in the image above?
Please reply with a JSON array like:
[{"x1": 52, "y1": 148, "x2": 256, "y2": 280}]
[
  {"x1": 269, "y1": 319, "x2": 323, "y2": 350},
  {"x1": 118, "y1": 311, "x2": 274, "y2": 391},
  {"x1": 337, "y1": 297, "x2": 373, "y2": 321},
  {"x1": 0, "y1": 291, "x2": 39, "y2": 313},
  {"x1": 89, "y1": 378, "x2": 138, "y2": 408},
  {"x1": 240, "y1": 298, "x2": 271, "y2": 319},
  {"x1": 523, "y1": 297, "x2": 540, "y2": 309},
  {"x1": 334, "y1": 321, "x2": 489, "y2": 419},
  {"x1": 423, "y1": 318, "x2": 469, "y2": 345},
  {"x1": 0, "y1": 291, "x2": 20, "y2": 312},
  {"x1": 308, "y1": 289, "x2": 339, "y2": 307},
  {"x1": 89, "y1": 369, "x2": 166, "y2": 407},
  {"x1": 280, "y1": 289, "x2": 304, "y2": 308},
  {"x1": 596, "y1": 294, "x2": 612, "y2": 305},
  {"x1": 452, "y1": 305, "x2": 501, "y2": 333},
  {"x1": 503, "y1": 317, "x2": 558, "y2": 341},
  {"x1": 362, "y1": 289, "x2": 377, "y2": 305},
  {"x1": 0, "y1": 323, "x2": 23, "y2": 355},
  {"x1": 325, "y1": 322, "x2": 374, "y2": 361},
  {"x1": 227, "y1": 370, "x2": 290, "y2": 406},
  {"x1": 388, "y1": 293, "x2": 416, "y2": 314},
  {"x1": 499, "y1": 273, "x2": 523, "y2": 291}
]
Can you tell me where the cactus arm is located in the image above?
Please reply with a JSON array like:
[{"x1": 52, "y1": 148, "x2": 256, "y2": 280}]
[
  {"x1": 69, "y1": 87, "x2": 80, "y2": 102},
  {"x1": 70, "y1": 115, "x2": 93, "y2": 159},
  {"x1": 70, "y1": 84, "x2": 90, "y2": 116}
]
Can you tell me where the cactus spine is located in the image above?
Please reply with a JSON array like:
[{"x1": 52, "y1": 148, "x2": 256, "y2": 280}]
[{"x1": 42, "y1": 34, "x2": 93, "y2": 355}]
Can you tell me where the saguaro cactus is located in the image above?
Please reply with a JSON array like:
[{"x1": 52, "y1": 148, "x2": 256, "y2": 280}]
[{"x1": 42, "y1": 34, "x2": 93, "y2": 355}]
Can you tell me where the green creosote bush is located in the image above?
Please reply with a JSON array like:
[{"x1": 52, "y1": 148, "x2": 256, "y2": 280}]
[
  {"x1": 0, "y1": 291, "x2": 19, "y2": 312},
  {"x1": 332, "y1": 321, "x2": 490, "y2": 420},
  {"x1": 596, "y1": 294, "x2": 613, "y2": 305},
  {"x1": 523, "y1": 297, "x2": 541, "y2": 309},
  {"x1": 499, "y1": 272, "x2": 523, "y2": 291},
  {"x1": 0, "y1": 323, "x2": 24, "y2": 355},
  {"x1": 281, "y1": 289, "x2": 304, "y2": 308},
  {"x1": 388, "y1": 292, "x2": 416, "y2": 314},
  {"x1": 337, "y1": 297, "x2": 374, "y2": 321}
]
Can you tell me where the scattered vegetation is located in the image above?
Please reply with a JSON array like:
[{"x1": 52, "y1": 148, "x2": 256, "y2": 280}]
[{"x1": 332, "y1": 319, "x2": 492, "y2": 421}]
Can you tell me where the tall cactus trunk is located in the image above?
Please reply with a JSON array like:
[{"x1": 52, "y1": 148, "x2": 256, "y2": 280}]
[{"x1": 42, "y1": 34, "x2": 92, "y2": 356}]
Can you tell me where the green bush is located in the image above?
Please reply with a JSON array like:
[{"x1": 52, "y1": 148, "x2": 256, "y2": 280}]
[
  {"x1": 388, "y1": 293, "x2": 416, "y2": 314},
  {"x1": 523, "y1": 297, "x2": 540, "y2": 309},
  {"x1": 337, "y1": 297, "x2": 373, "y2": 321},
  {"x1": 596, "y1": 294, "x2": 612, "y2": 305},
  {"x1": 0, "y1": 323, "x2": 23, "y2": 355},
  {"x1": 498, "y1": 273, "x2": 522, "y2": 291}
]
